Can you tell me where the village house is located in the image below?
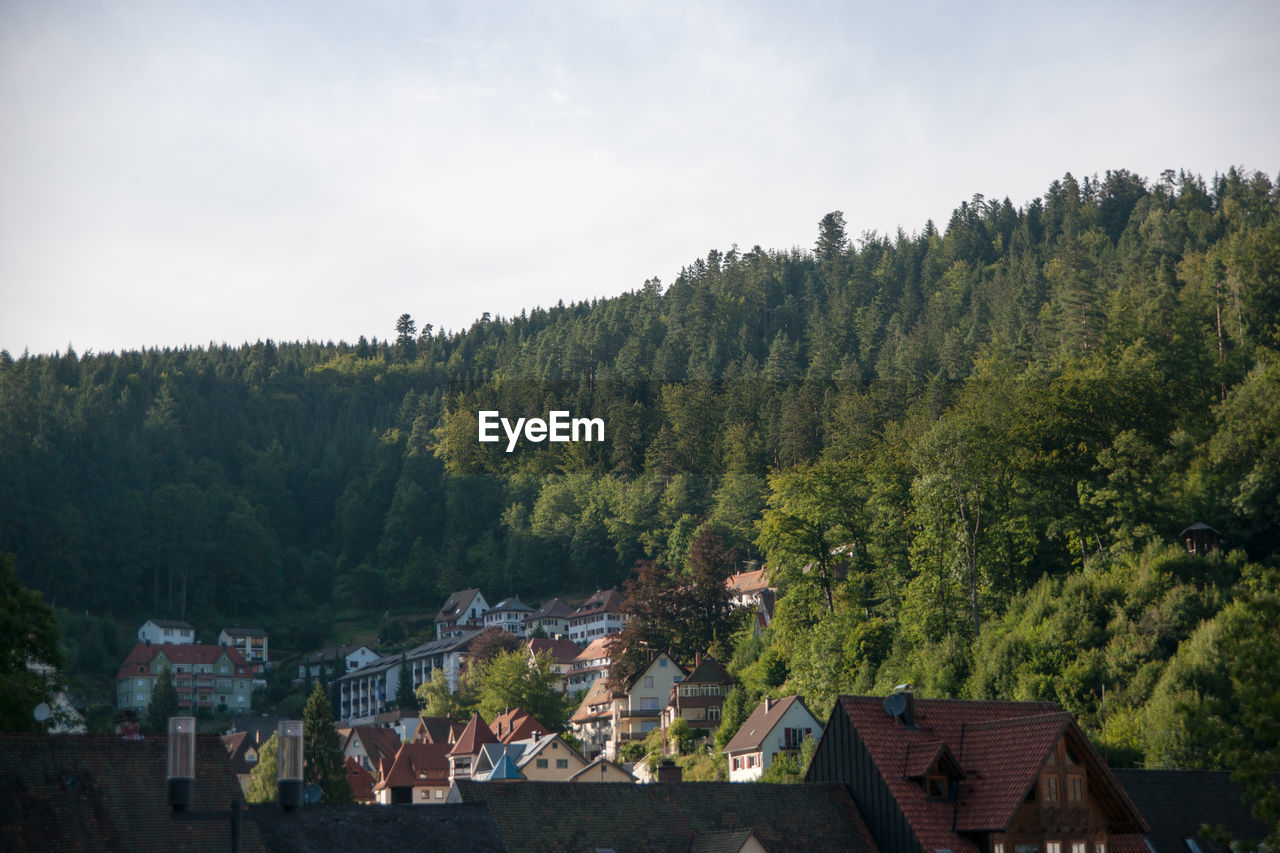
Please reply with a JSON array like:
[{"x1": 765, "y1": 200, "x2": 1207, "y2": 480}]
[
  {"x1": 115, "y1": 642, "x2": 253, "y2": 713},
  {"x1": 569, "y1": 677, "x2": 617, "y2": 759},
  {"x1": 610, "y1": 651, "x2": 686, "y2": 759},
  {"x1": 447, "y1": 712, "x2": 500, "y2": 781},
  {"x1": 298, "y1": 644, "x2": 378, "y2": 682},
  {"x1": 805, "y1": 692, "x2": 1149, "y2": 853},
  {"x1": 513, "y1": 732, "x2": 588, "y2": 781},
  {"x1": 568, "y1": 754, "x2": 638, "y2": 783},
  {"x1": 525, "y1": 597, "x2": 575, "y2": 637},
  {"x1": 221, "y1": 730, "x2": 260, "y2": 794},
  {"x1": 527, "y1": 636, "x2": 581, "y2": 692},
  {"x1": 662, "y1": 653, "x2": 732, "y2": 742},
  {"x1": 723, "y1": 695, "x2": 821, "y2": 782},
  {"x1": 434, "y1": 589, "x2": 489, "y2": 638},
  {"x1": 372, "y1": 741, "x2": 452, "y2": 805},
  {"x1": 217, "y1": 626, "x2": 268, "y2": 672},
  {"x1": 336, "y1": 630, "x2": 479, "y2": 724},
  {"x1": 343, "y1": 725, "x2": 402, "y2": 775},
  {"x1": 567, "y1": 588, "x2": 628, "y2": 644},
  {"x1": 137, "y1": 618, "x2": 196, "y2": 646},
  {"x1": 725, "y1": 566, "x2": 776, "y2": 634},
  {"x1": 483, "y1": 596, "x2": 533, "y2": 636},
  {"x1": 566, "y1": 634, "x2": 614, "y2": 692},
  {"x1": 490, "y1": 707, "x2": 551, "y2": 743}
]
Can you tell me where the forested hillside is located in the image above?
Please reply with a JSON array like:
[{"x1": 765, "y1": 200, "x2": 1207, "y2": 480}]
[{"x1": 2, "y1": 168, "x2": 1278, "y2": 772}]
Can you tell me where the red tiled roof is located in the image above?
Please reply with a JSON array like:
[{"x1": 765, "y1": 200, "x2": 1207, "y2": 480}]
[
  {"x1": 434, "y1": 588, "x2": 484, "y2": 623},
  {"x1": 573, "y1": 588, "x2": 626, "y2": 617},
  {"x1": 723, "y1": 695, "x2": 817, "y2": 754},
  {"x1": 346, "y1": 725, "x2": 402, "y2": 770},
  {"x1": 0, "y1": 734, "x2": 264, "y2": 851},
  {"x1": 684, "y1": 655, "x2": 731, "y2": 685},
  {"x1": 344, "y1": 756, "x2": 376, "y2": 801},
  {"x1": 570, "y1": 678, "x2": 617, "y2": 723},
  {"x1": 901, "y1": 740, "x2": 953, "y2": 779},
  {"x1": 414, "y1": 716, "x2": 462, "y2": 745},
  {"x1": 115, "y1": 642, "x2": 249, "y2": 680},
  {"x1": 574, "y1": 636, "x2": 614, "y2": 663},
  {"x1": 833, "y1": 696, "x2": 1147, "y2": 852},
  {"x1": 528, "y1": 637, "x2": 581, "y2": 664},
  {"x1": 531, "y1": 597, "x2": 575, "y2": 620},
  {"x1": 725, "y1": 569, "x2": 770, "y2": 595},
  {"x1": 449, "y1": 712, "x2": 499, "y2": 757},
  {"x1": 373, "y1": 742, "x2": 450, "y2": 791}
]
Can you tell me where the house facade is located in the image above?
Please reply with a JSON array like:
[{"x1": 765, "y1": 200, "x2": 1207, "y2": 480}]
[
  {"x1": 805, "y1": 693, "x2": 1149, "y2": 853},
  {"x1": 115, "y1": 642, "x2": 252, "y2": 713},
  {"x1": 569, "y1": 677, "x2": 617, "y2": 759},
  {"x1": 663, "y1": 654, "x2": 732, "y2": 740},
  {"x1": 372, "y1": 742, "x2": 452, "y2": 805},
  {"x1": 610, "y1": 651, "x2": 686, "y2": 758},
  {"x1": 723, "y1": 695, "x2": 820, "y2": 782},
  {"x1": 526, "y1": 597, "x2": 575, "y2": 638},
  {"x1": 483, "y1": 597, "x2": 533, "y2": 636},
  {"x1": 527, "y1": 637, "x2": 581, "y2": 692},
  {"x1": 336, "y1": 631, "x2": 479, "y2": 724},
  {"x1": 514, "y1": 732, "x2": 588, "y2": 781},
  {"x1": 566, "y1": 635, "x2": 614, "y2": 692},
  {"x1": 137, "y1": 619, "x2": 195, "y2": 646},
  {"x1": 567, "y1": 588, "x2": 628, "y2": 644},
  {"x1": 298, "y1": 644, "x2": 378, "y2": 681},
  {"x1": 217, "y1": 627, "x2": 268, "y2": 671},
  {"x1": 434, "y1": 589, "x2": 489, "y2": 638}
]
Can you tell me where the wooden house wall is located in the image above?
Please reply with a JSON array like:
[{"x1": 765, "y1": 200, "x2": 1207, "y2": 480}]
[{"x1": 806, "y1": 706, "x2": 924, "y2": 853}]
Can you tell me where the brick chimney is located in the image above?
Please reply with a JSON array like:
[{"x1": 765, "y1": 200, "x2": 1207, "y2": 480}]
[{"x1": 657, "y1": 759, "x2": 682, "y2": 783}]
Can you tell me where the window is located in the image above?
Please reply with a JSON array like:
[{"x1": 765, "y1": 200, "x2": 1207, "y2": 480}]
[
  {"x1": 556, "y1": 759, "x2": 568, "y2": 769},
  {"x1": 1043, "y1": 774, "x2": 1060, "y2": 803},
  {"x1": 1095, "y1": 845, "x2": 1106, "y2": 853},
  {"x1": 732, "y1": 757, "x2": 740, "y2": 771},
  {"x1": 708, "y1": 706, "x2": 721, "y2": 722},
  {"x1": 993, "y1": 845, "x2": 1005, "y2": 853},
  {"x1": 435, "y1": 789, "x2": 443, "y2": 799},
  {"x1": 644, "y1": 676, "x2": 654, "y2": 689},
  {"x1": 925, "y1": 775, "x2": 948, "y2": 799},
  {"x1": 536, "y1": 759, "x2": 548, "y2": 769},
  {"x1": 1067, "y1": 775, "x2": 1083, "y2": 803},
  {"x1": 658, "y1": 659, "x2": 667, "y2": 668},
  {"x1": 1072, "y1": 843, "x2": 1087, "y2": 853},
  {"x1": 237, "y1": 696, "x2": 245, "y2": 703},
  {"x1": 1046, "y1": 843, "x2": 1062, "y2": 853}
]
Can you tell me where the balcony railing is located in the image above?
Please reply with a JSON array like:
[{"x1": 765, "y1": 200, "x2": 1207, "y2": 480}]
[{"x1": 620, "y1": 708, "x2": 660, "y2": 718}]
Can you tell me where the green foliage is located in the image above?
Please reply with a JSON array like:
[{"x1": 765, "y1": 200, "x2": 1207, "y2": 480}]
[
  {"x1": 473, "y1": 649, "x2": 566, "y2": 733},
  {"x1": 0, "y1": 554, "x2": 63, "y2": 732},
  {"x1": 760, "y1": 735, "x2": 818, "y2": 783},
  {"x1": 145, "y1": 665, "x2": 179, "y2": 734},
  {"x1": 303, "y1": 682, "x2": 352, "y2": 804},
  {"x1": 245, "y1": 732, "x2": 278, "y2": 804}
]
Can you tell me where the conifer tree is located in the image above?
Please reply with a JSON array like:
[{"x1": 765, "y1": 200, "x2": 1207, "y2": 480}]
[
  {"x1": 303, "y1": 682, "x2": 352, "y2": 804},
  {"x1": 146, "y1": 664, "x2": 179, "y2": 734}
]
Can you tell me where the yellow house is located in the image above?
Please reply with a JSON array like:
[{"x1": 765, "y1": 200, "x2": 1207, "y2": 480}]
[{"x1": 515, "y1": 733, "x2": 588, "y2": 781}]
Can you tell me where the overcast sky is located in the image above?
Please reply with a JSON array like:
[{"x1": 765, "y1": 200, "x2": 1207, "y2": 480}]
[{"x1": 2, "y1": 1, "x2": 1277, "y2": 356}]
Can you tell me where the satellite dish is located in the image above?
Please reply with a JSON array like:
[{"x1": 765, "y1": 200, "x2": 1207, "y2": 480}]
[
  {"x1": 303, "y1": 783, "x2": 323, "y2": 805},
  {"x1": 33, "y1": 703, "x2": 51, "y2": 722},
  {"x1": 882, "y1": 692, "x2": 907, "y2": 718}
]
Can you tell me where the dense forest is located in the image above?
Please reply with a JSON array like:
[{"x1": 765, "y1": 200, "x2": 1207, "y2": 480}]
[{"x1": 2, "y1": 168, "x2": 1278, "y2": 778}]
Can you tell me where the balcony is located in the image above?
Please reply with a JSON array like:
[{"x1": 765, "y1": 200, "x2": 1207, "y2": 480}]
[{"x1": 620, "y1": 708, "x2": 660, "y2": 719}]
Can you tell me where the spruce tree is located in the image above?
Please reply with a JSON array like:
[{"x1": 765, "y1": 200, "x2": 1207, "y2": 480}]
[
  {"x1": 302, "y1": 682, "x2": 353, "y2": 804},
  {"x1": 146, "y1": 665, "x2": 180, "y2": 734}
]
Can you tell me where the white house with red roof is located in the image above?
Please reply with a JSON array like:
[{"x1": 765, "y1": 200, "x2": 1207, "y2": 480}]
[
  {"x1": 115, "y1": 642, "x2": 252, "y2": 713},
  {"x1": 723, "y1": 695, "x2": 821, "y2": 782}
]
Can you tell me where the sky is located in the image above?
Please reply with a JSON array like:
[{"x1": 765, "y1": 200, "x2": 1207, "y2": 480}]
[{"x1": 2, "y1": 0, "x2": 1277, "y2": 357}]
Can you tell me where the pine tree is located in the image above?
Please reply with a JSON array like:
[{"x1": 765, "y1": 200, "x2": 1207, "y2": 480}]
[
  {"x1": 395, "y1": 654, "x2": 418, "y2": 712},
  {"x1": 302, "y1": 682, "x2": 353, "y2": 804},
  {"x1": 146, "y1": 664, "x2": 180, "y2": 734}
]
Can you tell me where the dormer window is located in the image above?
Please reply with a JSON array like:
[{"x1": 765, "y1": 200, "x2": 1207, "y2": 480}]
[
  {"x1": 925, "y1": 774, "x2": 950, "y2": 799},
  {"x1": 1043, "y1": 774, "x2": 1061, "y2": 803}
]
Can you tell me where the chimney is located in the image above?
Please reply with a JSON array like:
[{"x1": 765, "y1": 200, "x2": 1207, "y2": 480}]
[
  {"x1": 765, "y1": 698, "x2": 774, "y2": 714},
  {"x1": 901, "y1": 690, "x2": 915, "y2": 728},
  {"x1": 657, "y1": 759, "x2": 682, "y2": 783},
  {"x1": 695, "y1": 652, "x2": 702, "y2": 669}
]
